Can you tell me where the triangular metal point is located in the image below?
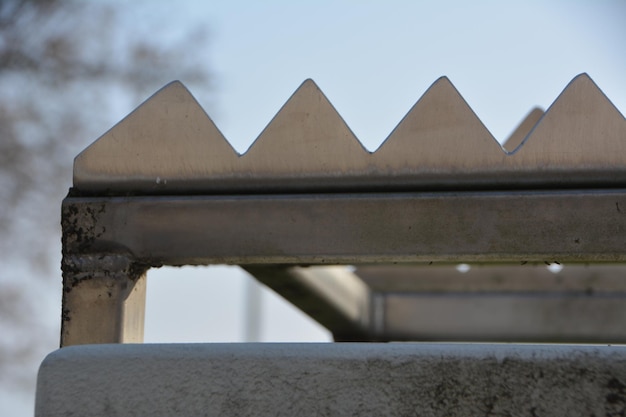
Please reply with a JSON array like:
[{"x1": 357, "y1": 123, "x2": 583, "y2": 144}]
[
  {"x1": 512, "y1": 72, "x2": 626, "y2": 161},
  {"x1": 241, "y1": 78, "x2": 370, "y2": 170},
  {"x1": 74, "y1": 79, "x2": 238, "y2": 193},
  {"x1": 375, "y1": 75, "x2": 502, "y2": 162}
]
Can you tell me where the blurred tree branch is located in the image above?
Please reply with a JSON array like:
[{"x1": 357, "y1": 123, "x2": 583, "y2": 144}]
[
  {"x1": 0, "y1": 0, "x2": 212, "y2": 264},
  {"x1": 0, "y1": 0, "x2": 212, "y2": 400}
]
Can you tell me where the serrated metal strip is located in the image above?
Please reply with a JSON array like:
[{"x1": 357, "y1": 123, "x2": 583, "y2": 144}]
[{"x1": 73, "y1": 74, "x2": 625, "y2": 194}]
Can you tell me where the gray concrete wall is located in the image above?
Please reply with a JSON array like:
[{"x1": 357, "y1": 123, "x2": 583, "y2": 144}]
[{"x1": 36, "y1": 343, "x2": 626, "y2": 416}]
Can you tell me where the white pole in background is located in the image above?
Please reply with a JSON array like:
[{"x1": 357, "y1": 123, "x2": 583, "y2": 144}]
[{"x1": 243, "y1": 276, "x2": 262, "y2": 342}]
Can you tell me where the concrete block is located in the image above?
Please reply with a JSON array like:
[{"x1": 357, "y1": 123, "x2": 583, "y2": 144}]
[{"x1": 36, "y1": 343, "x2": 626, "y2": 416}]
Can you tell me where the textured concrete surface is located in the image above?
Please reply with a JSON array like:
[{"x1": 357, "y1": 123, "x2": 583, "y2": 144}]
[{"x1": 36, "y1": 343, "x2": 626, "y2": 416}]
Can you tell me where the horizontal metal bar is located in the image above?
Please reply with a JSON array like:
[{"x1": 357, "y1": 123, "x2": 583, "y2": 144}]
[
  {"x1": 380, "y1": 293, "x2": 626, "y2": 343},
  {"x1": 63, "y1": 189, "x2": 626, "y2": 265}
]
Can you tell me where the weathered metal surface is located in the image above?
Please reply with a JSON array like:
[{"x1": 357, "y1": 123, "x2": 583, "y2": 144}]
[
  {"x1": 73, "y1": 74, "x2": 625, "y2": 194},
  {"x1": 60, "y1": 254, "x2": 147, "y2": 346},
  {"x1": 61, "y1": 200, "x2": 148, "y2": 346},
  {"x1": 36, "y1": 343, "x2": 626, "y2": 416},
  {"x1": 62, "y1": 190, "x2": 626, "y2": 265}
]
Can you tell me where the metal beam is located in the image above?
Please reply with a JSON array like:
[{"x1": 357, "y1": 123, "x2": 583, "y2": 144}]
[
  {"x1": 63, "y1": 189, "x2": 626, "y2": 265},
  {"x1": 244, "y1": 266, "x2": 371, "y2": 341},
  {"x1": 379, "y1": 292, "x2": 626, "y2": 343}
]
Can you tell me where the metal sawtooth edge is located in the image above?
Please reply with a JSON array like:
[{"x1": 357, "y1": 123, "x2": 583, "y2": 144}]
[{"x1": 73, "y1": 74, "x2": 626, "y2": 194}]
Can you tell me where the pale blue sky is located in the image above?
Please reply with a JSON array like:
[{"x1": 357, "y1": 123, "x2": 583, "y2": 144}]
[{"x1": 185, "y1": 0, "x2": 625, "y2": 151}]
